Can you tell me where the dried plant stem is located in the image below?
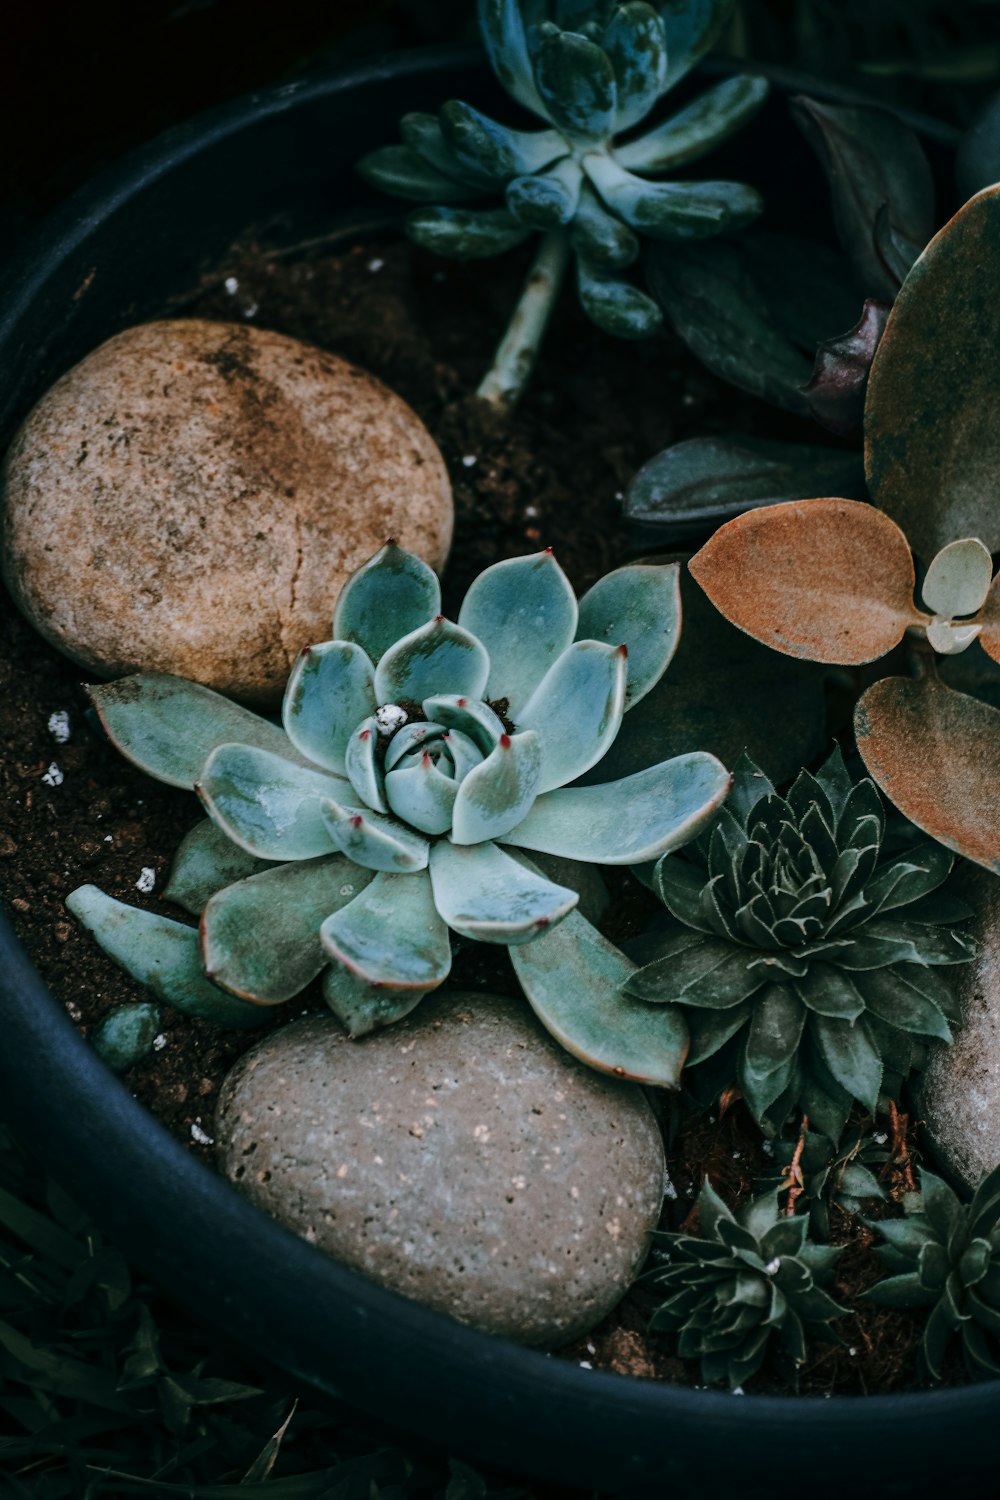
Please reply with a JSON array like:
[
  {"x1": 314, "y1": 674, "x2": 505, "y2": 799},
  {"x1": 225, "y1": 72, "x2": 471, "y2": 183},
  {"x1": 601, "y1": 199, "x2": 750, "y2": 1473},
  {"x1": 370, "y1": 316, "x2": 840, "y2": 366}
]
[
  {"x1": 477, "y1": 230, "x2": 571, "y2": 413},
  {"x1": 785, "y1": 1114, "x2": 810, "y2": 1217}
]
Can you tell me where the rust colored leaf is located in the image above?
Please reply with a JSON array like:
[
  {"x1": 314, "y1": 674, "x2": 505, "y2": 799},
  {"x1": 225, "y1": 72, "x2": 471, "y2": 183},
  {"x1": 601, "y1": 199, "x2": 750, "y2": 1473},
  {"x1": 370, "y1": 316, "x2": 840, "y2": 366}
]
[
  {"x1": 855, "y1": 673, "x2": 1000, "y2": 874},
  {"x1": 866, "y1": 184, "x2": 1000, "y2": 562},
  {"x1": 979, "y1": 575, "x2": 1000, "y2": 666},
  {"x1": 688, "y1": 498, "x2": 921, "y2": 665}
]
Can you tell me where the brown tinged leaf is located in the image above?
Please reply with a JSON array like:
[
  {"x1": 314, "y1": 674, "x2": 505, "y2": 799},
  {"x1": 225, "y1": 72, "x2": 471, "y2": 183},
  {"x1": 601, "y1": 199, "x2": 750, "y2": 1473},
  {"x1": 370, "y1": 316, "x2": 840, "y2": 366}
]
[
  {"x1": 865, "y1": 184, "x2": 1000, "y2": 563},
  {"x1": 854, "y1": 673, "x2": 1000, "y2": 874},
  {"x1": 978, "y1": 575, "x2": 1000, "y2": 666},
  {"x1": 688, "y1": 498, "x2": 923, "y2": 665},
  {"x1": 801, "y1": 299, "x2": 891, "y2": 438}
]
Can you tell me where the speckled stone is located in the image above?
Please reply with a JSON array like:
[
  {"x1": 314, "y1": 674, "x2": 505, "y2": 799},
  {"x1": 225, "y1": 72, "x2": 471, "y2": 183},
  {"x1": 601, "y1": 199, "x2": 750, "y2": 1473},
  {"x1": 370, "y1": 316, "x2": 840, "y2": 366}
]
[
  {"x1": 2, "y1": 319, "x2": 452, "y2": 705},
  {"x1": 215, "y1": 991, "x2": 665, "y2": 1346},
  {"x1": 917, "y1": 868, "x2": 1000, "y2": 1190}
]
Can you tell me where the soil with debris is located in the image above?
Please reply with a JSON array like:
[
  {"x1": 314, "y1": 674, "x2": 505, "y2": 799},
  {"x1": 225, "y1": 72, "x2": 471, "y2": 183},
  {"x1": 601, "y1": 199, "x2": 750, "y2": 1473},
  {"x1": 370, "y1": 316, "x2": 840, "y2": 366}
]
[{"x1": 0, "y1": 231, "x2": 928, "y2": 1395}]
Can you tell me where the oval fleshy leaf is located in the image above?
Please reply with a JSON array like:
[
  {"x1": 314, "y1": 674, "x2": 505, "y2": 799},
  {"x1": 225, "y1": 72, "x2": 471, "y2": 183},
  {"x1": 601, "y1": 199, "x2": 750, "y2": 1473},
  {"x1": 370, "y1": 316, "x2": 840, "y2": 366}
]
[
  {"x1": 576, "y1": 562, "x2": 681, "y2": 709},
  {"x1": 616, "y1": 75, "x2": 770, "y2": 172},
  {"x1": 201, "y1": 857, "x2": 375, "y2": 1004},
  {"x1": 925, "y1": 619, "x2": 982, "y2": 657},
  {"x1": 979, "y1": 576, "x2": 1000, "y2": 665},
  {"x1": 333, "y1": 542, "x2": 441, "y2": 665},
  {"x1": 356, "y1": 144, "x2": 488, "y2": 203},
  {"x1": 516, "y1": 640, "x2": 627, "y2": 793},
  {"x1": 570, "y1": 182, "x2": 639, "y2": 270},
  {"x1": 320, "y1": 869, "x2": 451, "y2": 993},
  {"x1": 400, "y1": 112, "x2": 496, "y2": 189},
  {"x1": 509, "y1": 903, "x2": 689, "y2": 1087},
  {"x1": 429, "y1": 839, "x2": 577, "y2": 944},
  {"x1": 321, "y1": 799, "x2": 430, "y2": 873},
  {"x1": 65, "y1": 886, "x2": 267, "y2": 1028},
  {"x1": 407, "y1": 205, "x2": 535, "y2": 261},
  {"x1": 197, "y1": 744, "x2": 349, "y2": 861},
  {"x1": 87, "y1": 674, "x2": 308, "y2": 791},
  {"x1": 865, "y1": 184, "x2": 1000, "y2": 561},
  {"x1": 282, "y1": 640, "x2": 376, "y2": 775},
  {"x1": 506, "y1": 158, "x2": 582, "y2": 228},
  {"x1": 477, "y1": 0, "x2": 551, "y2": 119},
  {"x1": 384, "y1": 753, "x2": 459, "y2": 836},
  {"x1": 603, "y1": 2, "x2": 668, "y2": 133},
  {"x1": 922, "y1": 539, "x2": 994, "y2": 619},
  {"x1": 321, "y1": 965, "x2": 430, "y2": 1039},
  {"x1": 658, "y1": 0, "x2": 736, "y2": 91},
  {"x1": 585, "y1": 156, "x2": 763, "y2": 241},
  {"x1": 533, "y1": 26, "x2": 617, "y2": 144},
  {"x1": 451, "y1": 730, "x2": 543, "y2": 845},
  {"x1": 439, "y1": 100, "x2": 566, "y2": 181},
  {"x1": 344, "y1": 716, "x2": 388, "y2": 812},
  {"x1": 458, "y1": 550, "x2": 578, "y2": 713},
  {"x1": 374, "y1": 616, "x2": 489, "y2": 706},
  {"x1": 502, "y1": 751, "x2": 731, "y2": 865},
  {"x1": 421, "y1": 694, "x2": 506, "y2": 754},
  {"x1": 854, "y1": 674, "x2": 1000, "y2": 874},
  {"x1": 575, "y1": 257, "x2": 664, "y2": 338},
  {"x1": 163, "y1": 819, "x2": 272, "y2": 915},
  {"x1": 689, "y1": 498, "x2": 922, "y2": 666}
]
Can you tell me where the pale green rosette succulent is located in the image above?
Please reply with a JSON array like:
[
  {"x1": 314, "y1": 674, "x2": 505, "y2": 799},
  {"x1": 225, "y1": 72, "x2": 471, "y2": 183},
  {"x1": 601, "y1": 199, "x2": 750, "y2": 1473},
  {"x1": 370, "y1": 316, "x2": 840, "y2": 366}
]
[{"x1": 69, "y1": 544, "x2": 730, "y2": 1084}]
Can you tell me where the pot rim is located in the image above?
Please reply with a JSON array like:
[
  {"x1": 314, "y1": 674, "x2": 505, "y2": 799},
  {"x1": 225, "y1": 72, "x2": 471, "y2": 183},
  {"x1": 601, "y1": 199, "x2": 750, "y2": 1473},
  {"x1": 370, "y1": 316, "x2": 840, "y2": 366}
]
[{"x1": 0, "y1": 43, "x2": 995, "y2": 1497}]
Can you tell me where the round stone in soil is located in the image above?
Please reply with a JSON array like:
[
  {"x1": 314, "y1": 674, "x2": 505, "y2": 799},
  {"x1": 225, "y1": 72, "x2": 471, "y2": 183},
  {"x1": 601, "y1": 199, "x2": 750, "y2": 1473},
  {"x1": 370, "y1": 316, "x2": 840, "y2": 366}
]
[
  {"x1": 215, "y1": 991, "x2": 665, "y2": 1347},
  {"x1": 917, "y1": 868, "x2": 1000, "y2": 1190},
  {"x1": 1, "y1": 319, "x2": 453, "y2": 706}
]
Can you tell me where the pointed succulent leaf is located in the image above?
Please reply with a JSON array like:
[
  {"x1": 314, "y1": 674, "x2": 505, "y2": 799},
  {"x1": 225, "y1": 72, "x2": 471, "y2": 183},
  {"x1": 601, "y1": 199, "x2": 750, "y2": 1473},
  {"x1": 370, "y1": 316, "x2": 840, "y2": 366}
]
[
  {"x1": 65, "y1": 887, "x2": 267, "y2": 1028},
  {"x1": 451, "y1": 730, "x2": 543, "y2": 845},
  {"x1": 477, "y1": 0, "x2": 551, "y2": 120},
  {"x1": 689, "y1": 498, "x2": 921, "y2": 666},
  {"x1": 400, "y1": 112, "x2": 496, "y2": 188},
  {"x1": 510, "y1": 903, "x2": 689, "y2": 1086},
  {"x1": 357, "y1": 145, "x2": 489, "y2": 203},
  {"x1": 282, "y1": 640, "x2": 376, "y2": 775},
  {"x1": 322, "y1": 798, "x2": 429, "y2": 873},
  {"x1": 384, "y1": 752, "x2": 459, "y2": 836},
  {"x1": 506, "y1": 157, "x2": 583, "y2": 228},
  {"x1": 576, "y1": 563, "x2": 681, "y2": 709},
  {"x1": 197, "y1": 744, "x2": 349, "y2": 861},
  {"x1": 585, "y1": 155, "x2": 763, "y2": 240},
  {"x1": 333, "y1": 542, "x2": 441, "y2": 665},
  {"x1": 164, "y1": 819, "x2": 271, "y2": 915},
  {"x1": 532, "y1": 26, "x2": 617, "y2": 144},
  {"x1": 602, "y1": 3, "x2": 668, "y2": 132},
  {"x1": 858, "y1": 967, "x2": 952, "y2": 1042},
  {"x1": 570, "y1": 182, "x2": 639, "y2": 269},
  {"x1": 374, "y1": 616, "x2": 489, "y2": 706},
  {"x1": 458, "y1": 549, "x2": 578, "y2": 713},
  {"x1": 812, "y1": 1013, "x2": 882, "y2": 1112},
  {"x1": 865, "y1": 184, "x2": 1000, "y2": 561},
  {"x1": 743, "y1": 983, "x2": 805, "y2": 1076},
  {"x1": 343, "y1": 717, "x2": 388, "y2": 813},
  {"x1": 922, "y1": 539, "x2": 994, "y2": 620},
  {"x1": 626, "y1": 936, "x2": 763, "y2": 1009},
  {"x1": 575, "y1": 257, "x2": 664, "y2": 338},
  {"x1": 421, "y1": 693, "x2": 505, "y2": 755},
  {"x1": 795, "y1": 965, "x2": 865, "y2": 1021},
  {"x1": 865, "y1": 843, "x2": 953, "y2": 914},
  {"x1": 439, "y1": 100, "x2": 566, "y2": 182},
  {"x1": 407, "y1": 204, "x2": 534, "y2": 260},
  {"x1": 855, "y1": 674, "x2": 1000, "y2": 874},
  {"x1": 617, "y1": 74, "x2": 769, "y2": 172},
  {"x1": 686, "y1": 1002, "x2": 753, "y2": 1064},
  {"x1": 503, "y1": 751, "x2": 730, "y2": 865},
  {"x1": 320, "y1": 869, "x2": 451, "y2": 996},
  {"x1": 87, "y1": 673, "x2": 308, "y2": 791},
  {"x1": 800, "y1": 299, "x2": 891, "y2": 440},
  {"x1": 322, "y1": 964, "x2": 429, "y2": 1038},
  {"x1": 201, "y1": 857, "x2": 375, "y2": 1004},
  {"x1": 429, "y1": 839, "x2": 576, "y2": 944},
  {"x1": 516, "y1": 640, "x2": 627, "y2": 793}
]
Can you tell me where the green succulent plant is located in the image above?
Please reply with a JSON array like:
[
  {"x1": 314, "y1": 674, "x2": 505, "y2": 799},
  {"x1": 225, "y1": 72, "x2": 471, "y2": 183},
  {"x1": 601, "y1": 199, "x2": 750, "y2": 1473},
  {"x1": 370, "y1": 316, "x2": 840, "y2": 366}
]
[
  {"x1": 68, "y1": 543, "x2": 730, "y2": 1085},
  {"x1": 766, "y1": 1122, "x2": 888, "y2": 1240},
  {"x1": 359, "y1": 0, "x2": 767, "y2": 408},
  {"x1": 865, "y1": 1163, "x2": 1000, "y2": 1382},
  {"x1": 622, "y1": 748, "x2": 975, "y2": 1141},
  {"x1": 647, "y1": 1179, "x2": 844, "y2": 1388}
]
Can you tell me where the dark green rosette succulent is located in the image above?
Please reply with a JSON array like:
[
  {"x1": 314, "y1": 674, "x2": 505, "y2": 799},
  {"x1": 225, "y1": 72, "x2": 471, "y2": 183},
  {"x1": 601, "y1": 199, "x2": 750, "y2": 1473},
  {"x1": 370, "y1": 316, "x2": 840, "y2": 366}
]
[
  {"x1": 865, "y1": 1164, "x2": 1000, "y2": 1382},
  {"x1": 647, "y1": 1180, "x2": 843, "y2": 1388},
  {"x1": 359, "y1": 0, "x2": 767, "y2": 406},
  {"x1": 623, "y1": 748, "x2": 976, "y2": 1141}
]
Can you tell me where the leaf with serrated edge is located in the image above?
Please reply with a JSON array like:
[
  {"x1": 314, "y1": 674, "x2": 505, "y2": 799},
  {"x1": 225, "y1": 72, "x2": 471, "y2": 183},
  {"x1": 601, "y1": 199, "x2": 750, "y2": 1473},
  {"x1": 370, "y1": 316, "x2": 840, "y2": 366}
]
[
  {"x1": 429, "y1": 839, "x2": 577, "y2": 944},
  {"x1": 689, "y1": 498, "x2": 922, "y2": 665},
  {"x1": 458, "y1": 550, "x2": 578, "y2": 714}
]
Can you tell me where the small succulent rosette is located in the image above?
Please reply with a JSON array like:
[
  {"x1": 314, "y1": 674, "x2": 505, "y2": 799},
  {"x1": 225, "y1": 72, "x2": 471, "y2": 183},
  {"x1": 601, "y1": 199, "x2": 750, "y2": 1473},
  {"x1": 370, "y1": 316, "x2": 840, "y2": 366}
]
[
  {"x1": 623, "y1": 748, "x2": 976, "y2": 1140},
  {"x1": 647, "y1": 1180, "x2": 844, "y2": 1388},
  {"x1": 69, "y1": 543, "x2": 730, "y2": 1084}
]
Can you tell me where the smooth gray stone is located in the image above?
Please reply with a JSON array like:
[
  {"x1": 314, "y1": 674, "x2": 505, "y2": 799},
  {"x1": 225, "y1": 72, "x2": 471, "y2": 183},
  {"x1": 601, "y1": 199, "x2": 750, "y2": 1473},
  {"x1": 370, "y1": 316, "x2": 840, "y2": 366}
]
[{"x1": 216, "y1": 990, "x2": 664, "y2": 1346}]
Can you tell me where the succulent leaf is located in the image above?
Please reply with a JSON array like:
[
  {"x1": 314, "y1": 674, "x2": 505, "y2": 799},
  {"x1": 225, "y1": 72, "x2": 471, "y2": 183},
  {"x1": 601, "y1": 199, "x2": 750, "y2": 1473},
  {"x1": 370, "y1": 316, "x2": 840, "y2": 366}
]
[
  {"x1": 64, "y1": 887, "x2": 267, "y2": 1029},
  {"x1": 569, "y1": 181, "x2": 640, "y2": 268},
  {"x1": 575, "y1": 256, "x2": 664, "y2": 337},
  {"x1": 400, "y1": 112, "x2": 497, "y2": 188},
  {"x1": 321, "y1": 868, "x2": 451, "y2": 1002},
  {"x1": 163, "y1": 818, "x2": 271, "y2": 915},
  {"x1": 201, "y1": 857, "x2": 375, "y2": 1005},
  {"x1": 575, "y1": 561, "x2": 681, "y2": 707},
  {"x1": 533, "y1": 25, "x2": 618, "y2": 143},
  {"x1": 357, "y1": 145, "x2": 489, "y2": 203},
  {"x1": 458, "y1": 549, "x2": 578, "y2": 712},
  {"x1": 343, "y1": 716, "x2": 389, "y2": 813},
  {"x1": 429, "y1": 839, "x2": 577, "y2": 944},
  {"x1": 421, "y1": 693, "x2": 506, "y2": 754},
  {"x1": 197, "y1": 744, "x2": 349, "y2": 861},
  {"x1": 332, "y1": 541, "x2": 441, "y2": 665},
  {"x1": 477, "y1": 0, "x2": 551, "y2": 119},
  {"x1": 658, "y1": 0, "x2": 737, "y2": 91},
  {"x1": 282, "y1": 640, "x2": 376, "y2": 775},
  {"x1": 506, "y1": 156, "x2": 583, "y2": 227},
  {"x1": 584, "y1": 155, "x2": 763, "y2": 240},
  {"x1": 602, "y1": 2, "x2": 668, "y2": 133},
  {"x1": 451, "y1": 730, "x2": 544, "y2": 845},
  {"x1": 516, "y1": 639, "x2": 627, "y2": 793},
  {"x1": 921, "y1": 539, "x2": 994, "y2": 621},
  {"x1": 321, "y1": 799, "x2": 431, "y2": 872},
  {"x1": 406, "y1": 205, "x2": 535, "y2": 260},
  {"x1": 374, "y1": 616, "x2": 490, "y2": 705},
  {"x1": 440, "y1": 100, "x2": 567, "y2": 182},
  {"x1": 617, "y1": 74, "x2": 769, "y2": 172}
]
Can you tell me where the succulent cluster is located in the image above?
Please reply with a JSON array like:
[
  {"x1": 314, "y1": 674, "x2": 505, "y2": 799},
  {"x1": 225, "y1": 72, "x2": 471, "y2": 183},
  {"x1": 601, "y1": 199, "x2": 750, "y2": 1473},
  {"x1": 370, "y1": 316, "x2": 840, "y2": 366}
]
[
  {"x1": 623, "y1": 749, "x2": 975, "y2": 1140},
  {"x1": 360, "y1": 0, "x2": 766, "y2": 404},
  {"x1": 647, "y1": 1180, "x2": 843, "y2": 1388},
  {"x1": 866, "y1": 1164, "x2": 1000, "y2": 1381},
  {"x1": 69, "y1": 542, "x2": 729, "y2": 1071}
]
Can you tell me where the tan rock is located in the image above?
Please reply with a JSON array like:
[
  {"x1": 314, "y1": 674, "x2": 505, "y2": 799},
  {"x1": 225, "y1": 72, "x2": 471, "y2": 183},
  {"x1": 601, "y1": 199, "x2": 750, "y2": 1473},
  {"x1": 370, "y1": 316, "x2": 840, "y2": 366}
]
[{"x1": 2, "y1": 319, "x2": 452, "y2": 705}]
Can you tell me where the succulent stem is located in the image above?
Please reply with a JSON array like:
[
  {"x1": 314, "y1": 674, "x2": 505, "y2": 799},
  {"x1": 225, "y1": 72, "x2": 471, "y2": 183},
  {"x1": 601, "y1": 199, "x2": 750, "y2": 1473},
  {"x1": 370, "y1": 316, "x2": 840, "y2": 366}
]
[{"x1": 476, "y1": 230, "x2": 571, "y2": 413}]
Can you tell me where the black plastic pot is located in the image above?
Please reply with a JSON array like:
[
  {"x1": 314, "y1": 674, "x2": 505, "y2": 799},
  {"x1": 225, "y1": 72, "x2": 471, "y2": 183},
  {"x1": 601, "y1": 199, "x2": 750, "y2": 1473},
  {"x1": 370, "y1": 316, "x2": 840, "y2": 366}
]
[{"x1": 0, "y1": 46, "x2": 994, "y2": 1500}]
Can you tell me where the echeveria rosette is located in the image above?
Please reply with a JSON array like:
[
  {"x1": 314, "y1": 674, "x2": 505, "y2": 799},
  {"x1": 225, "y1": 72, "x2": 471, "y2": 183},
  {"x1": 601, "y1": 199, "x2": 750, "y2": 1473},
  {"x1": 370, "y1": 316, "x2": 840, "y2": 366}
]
[
  {"x1": 646, "y1": 1180, "x2": 844, "y2": 1388},
  {"x1": 358, "y1": 0, "x2": 767, "y2": 405},
  {"x1": 622, "y1": 748, "x2": 975, "y2": 1141},
  {"x1": 864, "y1": 1164, "x2": 1000, "y2": 1383},
  {"x1": 68, "y1": 543, "x2": 731, "y2": 1086}
]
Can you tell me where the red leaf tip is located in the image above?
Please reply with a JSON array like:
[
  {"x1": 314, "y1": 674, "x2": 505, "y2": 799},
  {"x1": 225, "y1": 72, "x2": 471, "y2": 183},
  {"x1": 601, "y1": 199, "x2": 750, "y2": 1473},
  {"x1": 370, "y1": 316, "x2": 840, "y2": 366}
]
[
  {"x1": 617, "y1": 643, "x2": 628, "y2": 658},
  {"x1": 350, "y1": 815, "x2": 363, "y2": 828},
  {"x1": 500, "y1": 733, "x2": 511, "y2": 749}
]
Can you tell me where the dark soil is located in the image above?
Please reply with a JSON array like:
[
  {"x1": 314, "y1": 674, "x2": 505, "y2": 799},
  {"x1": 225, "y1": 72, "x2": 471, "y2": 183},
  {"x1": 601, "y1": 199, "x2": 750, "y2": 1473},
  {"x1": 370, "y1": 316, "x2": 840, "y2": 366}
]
[{"x1": 0, "y1": 230, "x2": 926, "y2": 1397}]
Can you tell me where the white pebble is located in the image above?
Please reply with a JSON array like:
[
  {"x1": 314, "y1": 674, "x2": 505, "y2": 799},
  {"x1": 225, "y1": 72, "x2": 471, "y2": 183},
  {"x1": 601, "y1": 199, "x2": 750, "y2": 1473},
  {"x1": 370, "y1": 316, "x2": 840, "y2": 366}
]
[
  {"x1": 41, "y1": 763, "x2": 64, "y2": 787},
  {"x1": 462, "y1": 455, "x2": 477, "y2": 468},
  {"x1": 578, "y1": 1360, "x2": 593, "y2": 1370},
  {"x1": 153, "y1": 1034, "x2": 167, "y2": 1051},
  {"x1": 135, "y1": 867, "x2": 156, "y2": 894},
  {"x1": 224, "y1": 276, "x2": 239, "y2": 294},
  {"x1": 48, "y1": 710, "x2": 71, "y2": 743},
  {"x1": 662, "y1": 1166, "x2": 678, "y2": 1201},
  {"x1": 764, "y1": 1258, "x2": 781, "y2": 1274},
  {"x1": 376, "y1": 704, "x2": 408, "y2": 736},
  {"x1": 368, "y1": 258, "x2": 385, "y2": 273},
  {"x1": 191, "y1": 1121, "x2": 214, "y2": 1146}
]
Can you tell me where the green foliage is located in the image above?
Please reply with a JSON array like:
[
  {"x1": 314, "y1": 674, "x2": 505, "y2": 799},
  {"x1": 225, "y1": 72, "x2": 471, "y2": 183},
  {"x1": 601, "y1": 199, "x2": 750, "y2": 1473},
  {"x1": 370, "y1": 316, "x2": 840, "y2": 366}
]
[
  {"x1": 647, "y1": 1179, "x2": 844, "y2": 1387},
  {"x1": 765, "y1": 1123, "x2": 888, "y2": 1240},
  {"x1": 623, "y1": 748, "x2": 975, "y2": 1141},
  {"x1": 865, "y1": 1163, "x2": 1000, "y2": 1382}
]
